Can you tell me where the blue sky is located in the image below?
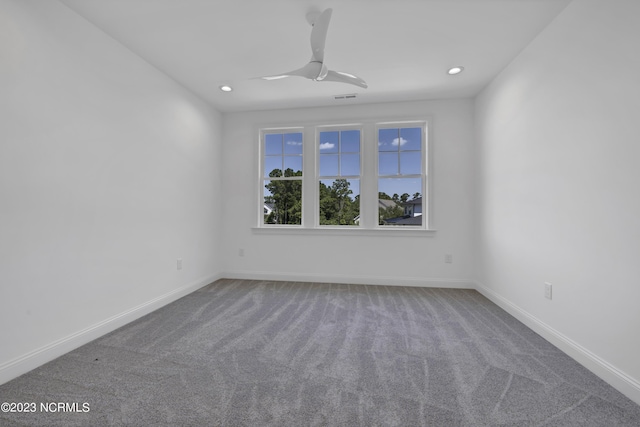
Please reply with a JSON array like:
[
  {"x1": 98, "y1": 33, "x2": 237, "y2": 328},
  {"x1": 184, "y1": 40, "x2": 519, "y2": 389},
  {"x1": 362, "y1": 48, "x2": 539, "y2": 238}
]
[
  {"x1": 319, "y1": 130, "x2": 360, "y2": 177},
  {"x1": 376, "y1": 127, "x2": 422, "y2": 199}
]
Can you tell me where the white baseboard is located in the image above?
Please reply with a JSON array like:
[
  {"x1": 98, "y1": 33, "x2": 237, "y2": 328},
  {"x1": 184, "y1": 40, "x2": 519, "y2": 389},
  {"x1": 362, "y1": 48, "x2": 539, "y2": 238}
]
[
  {"x1": 223, "y1": 270, "x2": 475, "y2": 289},
  {"x1": 0, "y1": 273, "x2": 222, "y2": 386},
  {"x1": 474, "y1": 281, "x2": 640, "y2": 406}
]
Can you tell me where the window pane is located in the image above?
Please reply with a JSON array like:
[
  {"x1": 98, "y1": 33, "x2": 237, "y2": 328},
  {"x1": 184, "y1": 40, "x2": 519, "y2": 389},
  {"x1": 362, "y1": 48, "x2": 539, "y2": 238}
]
[
  {"x1": 378, "y1": 178, "x2": 422, "y2": 226},
  {"x1": 263, "y1": 179, "x2": 302, "y2": 225},
  {"x1": 319, "y1": 131, "x2": 339, "y2": 153},
  {"x1": 400, "y1": 151, "x2": 422, "y2": 175},
  {"x1": 265, "y1": 134, "x2": 282, "y2": 155},
  {"x1": 319, "y1": 154, "x2": 339, "y2": 176},
  {"x1": 378, "y1": 152, "x2": 398, "y2": 175},
  {"x1": 378, "y1": 128, "x2": 399, "y2": 152},
  {"x1": 319, "y1": 179, "x2": 360, "y2": 226},
  {"x1": 399, "y1": 127, "x2": 421, "y2": 151},
  {"x1": 341, "y1": 153, "x2": 360, "y2": 176},
  {"x1": 341, "y1": 130, "x2": 360, "y2": 152},
  {"x1": 264, "y1": 156, "x2": 282, "y2": 177},
  {"x1": 284, "y1": 132, "x2": 303, "y2": 154},
  {"x1": 284, "y1": 156, "x2": 303, "y2": 174}
]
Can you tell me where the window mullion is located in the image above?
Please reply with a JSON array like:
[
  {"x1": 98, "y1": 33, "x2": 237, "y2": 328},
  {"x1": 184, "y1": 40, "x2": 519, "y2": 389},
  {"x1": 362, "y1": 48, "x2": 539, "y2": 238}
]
[
  {"x1": 362, "y1": 122, "x2": 377, "y2": 228},
  {"x1": 302, "y1": 126, "x2": 316, "y2": 227},
  {"x1": 396, "y1": 128, "x2": 401, "y2": 176},
  {"x1": 281, "y1": 134, "x2": 285, "y2": 173}
]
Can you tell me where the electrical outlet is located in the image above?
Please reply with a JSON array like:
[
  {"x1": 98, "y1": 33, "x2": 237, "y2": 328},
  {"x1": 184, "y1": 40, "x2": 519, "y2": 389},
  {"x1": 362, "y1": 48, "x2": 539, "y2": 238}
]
[
  {"x1": 544, "y1": 282, "x2": 552, "y2": 300},
  {"x1": 445, "y1": 254, "x2": 453, "y2": 264},
  {"x1": 177, "y1": 258, "x2": 183, "y2": 270}
]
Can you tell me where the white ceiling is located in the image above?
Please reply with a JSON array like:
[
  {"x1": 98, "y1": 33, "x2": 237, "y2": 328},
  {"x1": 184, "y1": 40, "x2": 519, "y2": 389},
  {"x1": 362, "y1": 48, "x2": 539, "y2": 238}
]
[{"x1": 61, "y1": 0, "x2": 571, "y2": 113}]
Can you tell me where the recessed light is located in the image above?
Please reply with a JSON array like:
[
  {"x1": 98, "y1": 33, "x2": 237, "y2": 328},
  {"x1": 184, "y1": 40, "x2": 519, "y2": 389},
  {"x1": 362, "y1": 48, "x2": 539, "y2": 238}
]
[
  {"x1": 219, "y1": 85, "x2": 233, "y2": 92},
  {"x1": 447, "y1": 66, "x2": 464, "y2": 75}
]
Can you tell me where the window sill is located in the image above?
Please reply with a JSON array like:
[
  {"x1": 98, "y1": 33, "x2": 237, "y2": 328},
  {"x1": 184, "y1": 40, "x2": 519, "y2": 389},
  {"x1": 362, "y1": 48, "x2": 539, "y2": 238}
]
[{"x1": 252, "y1": 226, "x2": 436, "y2": 237}]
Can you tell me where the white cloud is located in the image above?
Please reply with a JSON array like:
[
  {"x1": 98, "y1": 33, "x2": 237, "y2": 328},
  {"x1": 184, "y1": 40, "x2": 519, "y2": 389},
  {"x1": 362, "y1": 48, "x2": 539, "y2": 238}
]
[
  {"x1": 319, "y1": 142, "x2": 335, "y2": 150},
  {"x1": 392, "y1": 137, "x2": 408, "y2": 146},
  {"x1": 286, "y1": 140, "x2": 302, "y2": 146}
]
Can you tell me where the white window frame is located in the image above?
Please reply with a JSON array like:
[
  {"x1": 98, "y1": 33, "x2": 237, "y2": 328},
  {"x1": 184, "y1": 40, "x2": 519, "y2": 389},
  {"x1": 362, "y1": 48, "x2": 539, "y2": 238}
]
[
  {"x1": 316, "y1": 124, "x2": 364, "y2": 228},
  {"x1": 259, "y1": 127, "x2": 304, "y2": 227},
  {"x1": 255, "y1": 118, "x2": 434, "y2": 236},
  {"x1": 375, "y1": 121, "x2": 428, "y2": 230}
]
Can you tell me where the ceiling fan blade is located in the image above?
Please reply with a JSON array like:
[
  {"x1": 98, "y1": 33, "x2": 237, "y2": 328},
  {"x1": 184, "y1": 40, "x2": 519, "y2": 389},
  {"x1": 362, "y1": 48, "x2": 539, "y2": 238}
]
[
  {"x1": 322, "y1": 70, "x2": 368, "y2": 89},
  {"x1": 310, "y1": 8, "x2": 332, "y2": 62},
  {"x1": 260, "y1": 75, "x2": 290, "y2": 81},
  {"x1": 260, "y1": 62, "x2": 319, "y2": 80}
]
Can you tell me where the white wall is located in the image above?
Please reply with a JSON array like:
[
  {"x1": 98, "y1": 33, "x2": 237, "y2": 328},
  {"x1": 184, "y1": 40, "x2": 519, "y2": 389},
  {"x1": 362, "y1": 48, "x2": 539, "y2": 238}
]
[
  {"x1": 0, "y1": 0, "x2": 222, "y2": 382},
  {"x1": 475, "y1": 0, "x2": 640, "y2": 403},
  {"x1": 222, "y1": 99, "x2": 475, "y2": 286}
]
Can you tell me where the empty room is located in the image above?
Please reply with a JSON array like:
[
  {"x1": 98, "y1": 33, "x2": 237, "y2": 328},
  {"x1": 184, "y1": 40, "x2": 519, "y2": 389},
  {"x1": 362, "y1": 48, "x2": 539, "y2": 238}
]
[{"x1": 1, "y1": 0, "x2": 639, "y2": 425}]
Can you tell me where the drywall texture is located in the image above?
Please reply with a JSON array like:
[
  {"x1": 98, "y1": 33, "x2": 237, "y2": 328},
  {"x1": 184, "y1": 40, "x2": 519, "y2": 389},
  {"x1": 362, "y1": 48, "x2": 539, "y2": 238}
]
[
  {"x1": 0, "y1": 1, "x2": 222, "y2": 373},
  {"x1": 222, "y1": 99, "x2": 475, "y2": 285},
  {"x1": 475, "y1": 0, "x2": 640, "y2": 394}
]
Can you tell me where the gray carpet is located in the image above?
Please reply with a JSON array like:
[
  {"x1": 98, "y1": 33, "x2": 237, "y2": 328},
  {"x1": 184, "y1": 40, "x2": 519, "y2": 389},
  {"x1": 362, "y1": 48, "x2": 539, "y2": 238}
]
[{"x1": 1, "y1": 279, "x2": 639, "y2": 426}]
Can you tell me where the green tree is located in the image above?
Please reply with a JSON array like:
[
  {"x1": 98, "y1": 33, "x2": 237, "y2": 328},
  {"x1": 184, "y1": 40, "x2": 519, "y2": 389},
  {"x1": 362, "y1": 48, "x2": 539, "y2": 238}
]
[
  {"x1": 319, "y1": 181, "x2": 336, "y2": 224},
  {"x1": 265, "y1": 168, "x2": 302, "y2": 224},
  {"x1": 320, "y1": 179, "x2": 359, "y2": 225},
  {"x1": 379, "y1": 204, "x2": 404, "y2": 224}
]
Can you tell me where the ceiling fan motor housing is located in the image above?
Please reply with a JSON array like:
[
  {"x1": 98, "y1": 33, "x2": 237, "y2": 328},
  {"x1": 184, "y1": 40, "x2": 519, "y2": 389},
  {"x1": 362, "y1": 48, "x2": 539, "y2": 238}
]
[{"x1": 314, "y1": 62, "x2": 329, "y2": 81}]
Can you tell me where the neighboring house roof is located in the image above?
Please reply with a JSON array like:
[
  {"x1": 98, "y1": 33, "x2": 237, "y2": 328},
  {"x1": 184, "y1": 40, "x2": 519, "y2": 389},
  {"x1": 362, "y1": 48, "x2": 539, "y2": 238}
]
[
  {"x1": 402, "y1": 197, "x2": 422, "y2": 206},
  {"x1": 382, "y1": 215, "x2": 423, "y2": 225},
  {"x1": 378, "y1": 199, "x2": 399, "y2": 209}
]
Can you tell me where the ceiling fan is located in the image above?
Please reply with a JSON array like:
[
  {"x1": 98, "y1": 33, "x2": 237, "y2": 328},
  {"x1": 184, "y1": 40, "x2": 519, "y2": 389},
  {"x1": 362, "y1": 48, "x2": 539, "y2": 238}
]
[{"x1": 260, "y1": 8, "x2": 368, "y2": 89}]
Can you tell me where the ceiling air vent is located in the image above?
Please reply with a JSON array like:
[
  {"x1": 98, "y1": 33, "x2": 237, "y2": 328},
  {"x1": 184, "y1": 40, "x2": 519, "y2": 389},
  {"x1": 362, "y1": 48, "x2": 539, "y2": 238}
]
[{"x1": 334, "y1": 93, "x2": 357, "y2": 100}]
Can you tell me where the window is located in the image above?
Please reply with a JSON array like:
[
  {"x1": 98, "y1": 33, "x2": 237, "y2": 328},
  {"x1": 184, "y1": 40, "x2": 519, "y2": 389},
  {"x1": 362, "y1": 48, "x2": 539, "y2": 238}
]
[
  {"x1": 258, "y1": 120, "x2": 430, "y2": 232},
  {"x1": 261, "y1": 130, "x2": 303, "y2": 225},
  {"x1": 318, "y1": 128, "x2": 361, "y2": 226},
  {"x1": 377, "y1": 125, "x2": 425, "y2": 227}
]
